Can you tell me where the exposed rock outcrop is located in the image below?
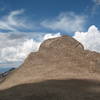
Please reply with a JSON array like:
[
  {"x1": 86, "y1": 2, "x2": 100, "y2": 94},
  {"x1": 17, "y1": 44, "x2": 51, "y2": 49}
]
[{"x1": 0, "y1": 35, "x2": 100, "y2": 100}]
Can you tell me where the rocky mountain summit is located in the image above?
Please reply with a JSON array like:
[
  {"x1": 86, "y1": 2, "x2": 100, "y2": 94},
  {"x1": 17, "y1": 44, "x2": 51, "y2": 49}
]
[{"x1": 0, "y1": 35, "x2": 100, "y2": 100}]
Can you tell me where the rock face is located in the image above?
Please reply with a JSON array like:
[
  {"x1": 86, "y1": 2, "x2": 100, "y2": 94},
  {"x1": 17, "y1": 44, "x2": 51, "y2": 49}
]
[{"x1": 0, "y1": 35, "x2": 100, "y2": 100}]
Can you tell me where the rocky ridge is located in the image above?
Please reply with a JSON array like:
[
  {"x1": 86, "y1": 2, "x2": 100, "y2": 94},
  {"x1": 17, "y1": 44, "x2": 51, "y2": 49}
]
[{"x1": 0, "y1": 35, "x2": 100, "y2": 100}]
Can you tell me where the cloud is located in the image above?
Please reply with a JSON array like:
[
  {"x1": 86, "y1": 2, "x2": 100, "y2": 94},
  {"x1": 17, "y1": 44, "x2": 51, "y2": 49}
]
[
  {"x1": 8, "y1": 9, "x2": 24, "y2": 26},
  {"x1": 0, "y1": 9, "x2": 30, "y2": 31},
  {"x1": 0, "y1": 39, "x2": 37, "y2": 62},
  {"x1": 93, "y1": 0, "x2": 100, "y2": 5},
  {"x1": 41, "y1": 12, "x2": 86, "y2": 33},
  {"x1": 0, "y1": 32, "x2": 61, "y2": 65},
  {"x1": 91, "y1": 0, "x2": 100, "y2": 15},
  {"x1": 0, "y1": 9, "x2": 61, "y2": 68},
  {"x1": 73, "y1": 25, "x2": 100, "y2": 53},
  {"x1": 43, "y1": 32, "x2": 61, "y2": 40}
]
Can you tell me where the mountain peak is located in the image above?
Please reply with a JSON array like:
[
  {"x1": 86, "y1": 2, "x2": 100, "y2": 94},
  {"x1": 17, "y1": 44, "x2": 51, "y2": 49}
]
[{"x1": 39, "y1": 35, "x2": 84, "y2": 52}]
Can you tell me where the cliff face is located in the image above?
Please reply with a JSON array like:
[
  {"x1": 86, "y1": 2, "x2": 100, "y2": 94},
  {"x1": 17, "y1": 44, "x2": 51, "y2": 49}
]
[{"x1": 0, "y1": 35, "x2": 100, "y2": 100}]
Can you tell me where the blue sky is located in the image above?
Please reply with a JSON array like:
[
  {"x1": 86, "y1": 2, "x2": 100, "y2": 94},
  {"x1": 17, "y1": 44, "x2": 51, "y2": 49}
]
[
  {"x1": 0, "y1": 0, "x2": 100, "y2": 70},
  {"x1": 0, "y1": 0, "x2": 100, "y2": 33}
]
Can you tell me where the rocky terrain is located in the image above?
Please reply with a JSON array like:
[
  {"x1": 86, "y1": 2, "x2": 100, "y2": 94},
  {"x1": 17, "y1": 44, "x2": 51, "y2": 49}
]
[{"x1": 0, "y1": 35, "x2": 100, "y2": 100}]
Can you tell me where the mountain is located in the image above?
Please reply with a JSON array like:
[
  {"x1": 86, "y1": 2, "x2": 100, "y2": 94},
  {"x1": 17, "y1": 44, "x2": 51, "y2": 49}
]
[{"x1": 0, "y1": 35, "x2": 100, "y2": 100}]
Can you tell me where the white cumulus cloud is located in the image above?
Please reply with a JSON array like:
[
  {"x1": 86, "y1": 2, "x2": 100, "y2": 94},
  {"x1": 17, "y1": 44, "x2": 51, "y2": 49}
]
[
  {"x1": 43, "y1": 32, "x2": 61, "y2": 40},
  {"x1": 41, "y1": 12, "x2": 86, "y2": 33},
  {"x1": 73, "y1": 25, "x2": 100, "y2": 53},
  {"x1": 0, "y1": 32, "x2": 61, "y2": 64}
]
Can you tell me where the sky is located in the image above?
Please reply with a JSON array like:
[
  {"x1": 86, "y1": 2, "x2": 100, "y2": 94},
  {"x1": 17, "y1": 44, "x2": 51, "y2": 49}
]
[{"x1": 0, "y1": 0, "x2": 100, "y2": 70}]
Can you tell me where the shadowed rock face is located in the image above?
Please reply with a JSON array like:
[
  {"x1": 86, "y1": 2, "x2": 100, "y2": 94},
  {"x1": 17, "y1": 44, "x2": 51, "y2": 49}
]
[
  {"x1": 0, "y1": 35, "x2": 100, "y2": 100},
  {"x1": 1, "y1": 79, "x2": 100, "y2": 100}
]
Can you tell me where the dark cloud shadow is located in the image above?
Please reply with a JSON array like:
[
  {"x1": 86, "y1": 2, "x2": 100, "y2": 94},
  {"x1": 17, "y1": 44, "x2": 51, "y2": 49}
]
[{"x1": 0, "y1": 79, "x2": 100, "y2": 100}]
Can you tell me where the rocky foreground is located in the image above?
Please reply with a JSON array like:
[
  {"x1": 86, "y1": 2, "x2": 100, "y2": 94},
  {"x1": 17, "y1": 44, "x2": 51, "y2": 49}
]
[{"x1": 0, "y1": 35, "x2": 100, "y2": 100}]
